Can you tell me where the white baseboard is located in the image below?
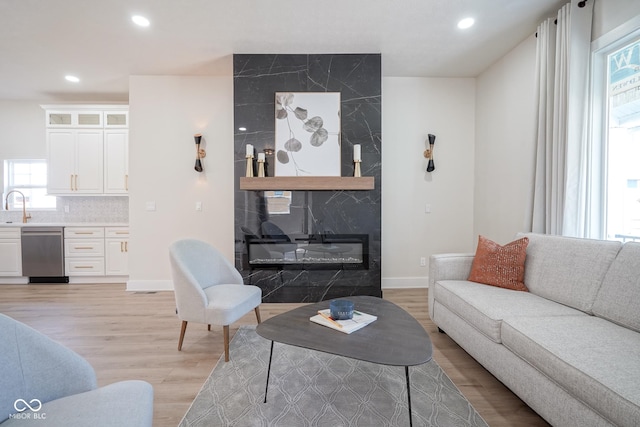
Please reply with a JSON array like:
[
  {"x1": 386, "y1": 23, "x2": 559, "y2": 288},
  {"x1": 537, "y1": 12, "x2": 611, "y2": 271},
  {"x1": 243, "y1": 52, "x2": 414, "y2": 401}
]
[
  {"x1": 69, "y1": 276, "x2": 127, "y2": 284},
  {"x1": 0, "y1": 277, "x2": 29, "y2": 284},
  {"x1": 382, "y1": 276, "x2": 429, "y2": 289},
  {"x1": 126, "y1": 279, "x2": 173, "y2": 292}
]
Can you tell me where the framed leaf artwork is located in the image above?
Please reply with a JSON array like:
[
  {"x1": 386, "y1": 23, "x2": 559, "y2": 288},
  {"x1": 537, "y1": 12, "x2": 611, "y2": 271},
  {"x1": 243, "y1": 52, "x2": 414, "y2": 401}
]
[{"x1": 274, "y1": 92, "x2": 341, "y2": 176}]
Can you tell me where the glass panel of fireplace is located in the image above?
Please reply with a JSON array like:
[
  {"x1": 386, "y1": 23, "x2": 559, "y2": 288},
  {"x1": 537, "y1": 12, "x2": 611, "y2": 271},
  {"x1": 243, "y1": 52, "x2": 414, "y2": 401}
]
[{"x1": 243, "y1": 221, "x2": 367, "y2": 271}]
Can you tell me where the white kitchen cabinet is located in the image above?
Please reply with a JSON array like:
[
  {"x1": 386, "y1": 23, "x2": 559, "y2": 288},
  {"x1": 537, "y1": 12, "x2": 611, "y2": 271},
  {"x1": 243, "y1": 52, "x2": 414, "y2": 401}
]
[
  {"x1": 104, "y1": 111, "x2": 128, "y2": 128},
  {"x1": 46, "y1": 110, "x2": 103, "y2": 128},
  {"x1": 105, "y1": 227, "x2": 129, "y2": 275},
  {"x1": 0, "y1": 228, "x2": 22, "y2": 276},
  {"x1": 104, "y1": 130, "x2": 128, "y2": 194},
  {"x1": 44, "y1": 105, "x2": 128, "y2": 196},
  {"x1": 47, "y1": 129, "x2": 104, "y2": 194},
  {"x1": 64, "y1": 227, "x2": 105, "y2": 276}
]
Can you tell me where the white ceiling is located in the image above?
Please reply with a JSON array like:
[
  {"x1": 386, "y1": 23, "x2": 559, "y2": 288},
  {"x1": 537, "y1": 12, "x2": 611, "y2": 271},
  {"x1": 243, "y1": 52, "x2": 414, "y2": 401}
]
[{"x1": 0, "y1": 0, "x2": 566, "y2": 102}]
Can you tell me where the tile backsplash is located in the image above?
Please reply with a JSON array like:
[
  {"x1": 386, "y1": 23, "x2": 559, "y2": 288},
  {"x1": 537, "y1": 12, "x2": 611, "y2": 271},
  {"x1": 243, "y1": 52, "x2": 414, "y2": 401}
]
[{"x1": 0, "y1": 196, "x2": 128, "y2": 224}]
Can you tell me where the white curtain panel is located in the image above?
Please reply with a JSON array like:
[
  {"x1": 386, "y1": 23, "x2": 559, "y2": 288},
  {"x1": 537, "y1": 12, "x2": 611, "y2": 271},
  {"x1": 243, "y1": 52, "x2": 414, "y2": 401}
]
[{"x1": 531, "y1": 1, "x2": 594, "y2": 236}]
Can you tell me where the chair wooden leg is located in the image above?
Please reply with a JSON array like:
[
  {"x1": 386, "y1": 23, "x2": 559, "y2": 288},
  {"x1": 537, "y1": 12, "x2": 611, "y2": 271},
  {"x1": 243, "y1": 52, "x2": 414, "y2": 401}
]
[
  {"x1": 208, "y1": 324, "x2": 211, "y2": 331},
  {"x1": 223, "y1": 325, "x2": 230, "y2": 362},
  {"x1": 178, "y1": 321, "x2": 188, "y2": 351},
  {"x1": 255, "y1": 306, "x2": 262, "y2": 324}
]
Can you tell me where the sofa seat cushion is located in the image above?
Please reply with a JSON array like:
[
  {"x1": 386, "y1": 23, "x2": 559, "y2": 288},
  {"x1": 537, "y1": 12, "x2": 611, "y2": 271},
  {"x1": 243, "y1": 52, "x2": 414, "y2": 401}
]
[
  {"x1": 501, "y1": 315, "x2": 640, "y2": 427},
  {"x1": 433, "y1": 280, "x2": 586, "y2": 343}
]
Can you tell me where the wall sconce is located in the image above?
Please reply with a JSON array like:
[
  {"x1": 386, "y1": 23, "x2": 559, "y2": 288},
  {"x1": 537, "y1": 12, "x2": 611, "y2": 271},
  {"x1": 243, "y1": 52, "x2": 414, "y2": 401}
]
[
  {"x1": 423, "y1": 134, "x2": 436, "y2": 172},
  {"x1": 194, "y1": 133, "x2": 206, "y2": 172}
]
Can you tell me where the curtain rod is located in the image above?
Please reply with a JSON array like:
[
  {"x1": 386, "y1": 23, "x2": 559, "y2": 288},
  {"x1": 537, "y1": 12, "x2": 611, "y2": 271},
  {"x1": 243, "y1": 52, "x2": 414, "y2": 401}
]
[{"x1": 535, "y1": 0, "x2": 588, "y2": 37}]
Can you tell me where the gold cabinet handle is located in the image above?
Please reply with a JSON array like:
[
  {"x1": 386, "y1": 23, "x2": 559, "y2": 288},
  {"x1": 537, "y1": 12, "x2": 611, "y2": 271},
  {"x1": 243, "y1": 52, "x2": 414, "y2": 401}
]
[
  {"x1": 75, "y1": 174, "x2": 78, "y2": 191},
  {"x1": 75, "y1": 246, "x2": 94, "y2": 249},
  {"x1": 125, "y1": 241, "x2": 128, "y2": 252},
  {"x1": 75, "y1": 266, "x2": 94, "y2": 269},
  {"x1": 75, "y1": 232, "x2": 95, "y2": 235},
  {"x1": 120, "y1": 241, "x2": 124, "y2": 252},
  {"x1": 70, "y1": 174, "x2": 74, "y2": 191}
]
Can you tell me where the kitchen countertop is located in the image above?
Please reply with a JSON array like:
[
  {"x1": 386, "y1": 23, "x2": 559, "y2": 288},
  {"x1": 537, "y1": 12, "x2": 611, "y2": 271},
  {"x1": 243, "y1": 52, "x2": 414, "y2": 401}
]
[{"x1": 0, "y1": 222, "x2": 129, "y2": 228}]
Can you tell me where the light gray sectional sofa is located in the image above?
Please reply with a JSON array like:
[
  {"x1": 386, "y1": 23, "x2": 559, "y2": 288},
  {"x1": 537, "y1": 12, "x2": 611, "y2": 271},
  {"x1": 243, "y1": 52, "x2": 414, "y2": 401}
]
[
  {"x1": 0, "y1": 313, "x2": 154, "y2": 427},
  {"x1": 429, "y1": 232, "x2": 640, "y2": 427}
]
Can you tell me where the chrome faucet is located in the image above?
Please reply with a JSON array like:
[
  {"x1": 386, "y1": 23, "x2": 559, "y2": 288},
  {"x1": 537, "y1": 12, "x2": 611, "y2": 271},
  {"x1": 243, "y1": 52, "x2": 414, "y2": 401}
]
[{"x1": 4, "y1": 190, "x2": 32, "y2": 223}]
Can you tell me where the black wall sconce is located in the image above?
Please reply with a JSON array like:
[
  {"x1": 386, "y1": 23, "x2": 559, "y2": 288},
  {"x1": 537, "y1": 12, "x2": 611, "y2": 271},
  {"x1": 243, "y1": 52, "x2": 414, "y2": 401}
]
[
  {"x1": 423, "y1": 134, "x2": 436, "y2": 172},
  {"x1": 194, "y1": 133, "x2": 206, "y2": 172}
]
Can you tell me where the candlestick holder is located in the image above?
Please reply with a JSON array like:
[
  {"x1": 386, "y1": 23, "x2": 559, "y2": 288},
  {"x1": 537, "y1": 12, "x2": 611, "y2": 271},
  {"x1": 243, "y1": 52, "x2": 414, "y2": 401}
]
[
  {"x1": 245, "y1": 155, "x2": 254, "y2": 177},
  {"x1": 354, "y1": 160, "x2": 362, "y2": 177},
  {"x1": 257, "y1": 157, "x2": 265, "y2": 177}
]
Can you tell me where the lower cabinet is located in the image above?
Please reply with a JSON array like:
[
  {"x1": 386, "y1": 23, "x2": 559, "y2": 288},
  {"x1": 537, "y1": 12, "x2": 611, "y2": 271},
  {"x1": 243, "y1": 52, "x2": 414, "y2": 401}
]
[
  {"x1": 105, "y1": 227, "x2": 129, "y2": 275},
  {"x1": 64, "y1": 226, "x2": 129, "y2": 277},
  {"x1": 0, "y1": 228, "x2": 22, "y2": 276},
  {"x1": 64, "y1": 227, "x2": 105, "y2": 276}
]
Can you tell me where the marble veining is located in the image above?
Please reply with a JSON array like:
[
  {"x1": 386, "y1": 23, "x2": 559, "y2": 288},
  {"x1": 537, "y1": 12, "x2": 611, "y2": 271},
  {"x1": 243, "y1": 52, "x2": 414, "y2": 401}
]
[{"x1": 234, "y1": 54, "x2": 381, "y2": 303}]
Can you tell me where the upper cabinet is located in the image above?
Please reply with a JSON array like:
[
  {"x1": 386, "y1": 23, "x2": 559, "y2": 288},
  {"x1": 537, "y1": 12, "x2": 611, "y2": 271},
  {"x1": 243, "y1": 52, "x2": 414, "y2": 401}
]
[{"x1": 43, "y1": 105, "x2": 129, "y2": 196}]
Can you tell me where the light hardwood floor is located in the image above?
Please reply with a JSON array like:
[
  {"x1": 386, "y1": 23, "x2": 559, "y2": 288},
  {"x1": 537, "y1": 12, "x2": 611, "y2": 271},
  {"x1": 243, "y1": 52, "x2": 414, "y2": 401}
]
[{"x1": 0, "y1": 284, "x2": 549, "y2": 426}]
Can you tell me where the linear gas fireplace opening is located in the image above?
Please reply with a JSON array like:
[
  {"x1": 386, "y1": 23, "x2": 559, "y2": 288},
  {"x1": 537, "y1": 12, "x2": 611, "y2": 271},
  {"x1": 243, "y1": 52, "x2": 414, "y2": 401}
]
[{"x1": 245, "y1": 234, "x2": 369, "y2": 270}]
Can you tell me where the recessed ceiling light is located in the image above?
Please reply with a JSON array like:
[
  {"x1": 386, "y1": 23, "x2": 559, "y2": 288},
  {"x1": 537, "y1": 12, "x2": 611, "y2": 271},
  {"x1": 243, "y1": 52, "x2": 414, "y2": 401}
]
[
  {"x1": 457, "y1": 17, "x2": 475, "y2": 30},
  {"x1": 238, "y1": 127, "x2": 247, "y2": 131},
  {"x1": 132, "y1": 15, "x2": 150, "y2": 27},
  {"x1": 65, "y1": 75, "x2": 80, "y2": 83}
]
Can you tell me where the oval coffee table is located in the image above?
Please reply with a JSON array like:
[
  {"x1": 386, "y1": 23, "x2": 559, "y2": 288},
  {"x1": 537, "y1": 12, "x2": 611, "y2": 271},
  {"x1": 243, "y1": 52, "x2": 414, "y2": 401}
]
[{"x1": 256, "y1": 295, "x2": 433, "y2": 427}]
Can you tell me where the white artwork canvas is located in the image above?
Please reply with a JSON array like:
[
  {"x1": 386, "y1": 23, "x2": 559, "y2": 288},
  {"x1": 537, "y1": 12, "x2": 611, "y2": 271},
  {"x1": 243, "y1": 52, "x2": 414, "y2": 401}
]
[{"x1": 274, "y1": 92, "x2": 341, "y2": 176}]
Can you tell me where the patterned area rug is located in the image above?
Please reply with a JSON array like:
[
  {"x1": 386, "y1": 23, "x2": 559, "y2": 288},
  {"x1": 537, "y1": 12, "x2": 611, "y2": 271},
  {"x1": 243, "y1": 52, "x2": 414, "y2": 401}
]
[{"x1": 179, "y1": 326, "x2": 488, "y2": 427}]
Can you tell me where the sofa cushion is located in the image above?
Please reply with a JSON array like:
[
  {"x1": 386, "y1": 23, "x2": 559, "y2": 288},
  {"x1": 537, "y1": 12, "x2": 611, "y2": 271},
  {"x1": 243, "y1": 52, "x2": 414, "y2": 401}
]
[
  {"x1": 0, "y1": 314, "x2": 96, "y2": 424},
  {"x1": 468, "y1": 235, "x2": 529, "y2": 291},
  {"x1": 1, "y1": 380, "x2": 154, "y2": 427},
  {"x1": 501, "y1": 315, "x2": 640, "y2": 427},
  {"x1": 433, "y1": 280, "x2": 586, "y2": 343},
  {"x1": 592, "y1": 242, "x2": 640, "y2": 333},
  {"x1": 516, "y1": 233, "x2": 621, "y2": 313}
]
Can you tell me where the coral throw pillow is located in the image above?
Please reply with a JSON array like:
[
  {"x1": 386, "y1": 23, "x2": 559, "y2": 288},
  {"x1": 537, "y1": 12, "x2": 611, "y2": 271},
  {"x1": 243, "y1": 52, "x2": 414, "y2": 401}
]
[{"x1": 468, "y1": 235, "x2": 529, "y2": 292}]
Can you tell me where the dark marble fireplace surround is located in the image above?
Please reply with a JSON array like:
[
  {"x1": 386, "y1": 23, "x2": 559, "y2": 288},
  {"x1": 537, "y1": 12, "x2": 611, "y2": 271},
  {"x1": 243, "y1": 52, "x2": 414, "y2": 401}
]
[{"x1": 233, "y1": 54, "x2": 381, "y2": 303}]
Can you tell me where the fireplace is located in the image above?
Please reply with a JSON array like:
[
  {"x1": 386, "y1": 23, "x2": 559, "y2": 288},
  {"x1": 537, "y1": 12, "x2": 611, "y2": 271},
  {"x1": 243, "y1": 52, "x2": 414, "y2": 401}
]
[
  {"x1": 233, "y1": 53, "x2": 381, "y2": 302},
  {"x1": 245, "y1": 234, "x2": 369, "y2": 270}
]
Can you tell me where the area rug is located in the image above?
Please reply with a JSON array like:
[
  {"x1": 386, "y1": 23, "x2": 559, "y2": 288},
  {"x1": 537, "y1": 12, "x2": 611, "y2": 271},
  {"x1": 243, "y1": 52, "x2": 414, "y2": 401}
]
[{"x1": 179, "y1": 326, "x2": 488, "y2": 427}]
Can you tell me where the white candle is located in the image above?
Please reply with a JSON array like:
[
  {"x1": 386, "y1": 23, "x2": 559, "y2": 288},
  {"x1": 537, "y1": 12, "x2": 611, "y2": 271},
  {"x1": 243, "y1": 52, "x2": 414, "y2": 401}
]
[
  {"x1": 246, "y1": 144, "x2": 253, "y2": 157},
  {"x1": 257, "y1": 152, "x2": 265, "y2": 162},
  {"x1": 353, "y1": 144, "x2": 361, "y2": 162}
]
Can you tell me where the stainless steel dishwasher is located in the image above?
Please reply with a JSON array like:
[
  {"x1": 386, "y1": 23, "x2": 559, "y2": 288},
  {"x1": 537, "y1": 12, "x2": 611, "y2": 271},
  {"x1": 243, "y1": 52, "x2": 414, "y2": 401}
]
[{"x1": 21, "y1": 227, "x2": 68, "y2": 283}]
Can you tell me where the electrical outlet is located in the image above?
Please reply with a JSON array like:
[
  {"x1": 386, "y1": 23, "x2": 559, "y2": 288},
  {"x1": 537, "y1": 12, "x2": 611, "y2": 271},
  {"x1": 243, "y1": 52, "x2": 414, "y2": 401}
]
[{"x1": 420, "y1": 257, "x2": 426, "y2": 267}]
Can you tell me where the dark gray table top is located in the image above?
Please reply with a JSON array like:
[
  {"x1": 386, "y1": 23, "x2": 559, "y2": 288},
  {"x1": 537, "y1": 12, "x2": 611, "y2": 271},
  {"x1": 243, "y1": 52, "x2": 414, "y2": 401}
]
[{"x1": 256, "y1": 295, "x2": 433, "y2": 366}]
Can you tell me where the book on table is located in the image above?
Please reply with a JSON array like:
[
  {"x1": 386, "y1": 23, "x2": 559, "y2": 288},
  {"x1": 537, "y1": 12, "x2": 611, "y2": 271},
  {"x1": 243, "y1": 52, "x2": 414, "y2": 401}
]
[{"x1": 310, "y1": 309, "x2": 377, "y2": 334}]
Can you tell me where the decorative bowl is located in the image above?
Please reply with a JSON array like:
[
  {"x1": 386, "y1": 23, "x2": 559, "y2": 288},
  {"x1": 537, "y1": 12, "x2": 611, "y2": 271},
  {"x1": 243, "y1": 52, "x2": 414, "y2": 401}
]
[{"x1": 330, "y1": 299, "x2": 354, "y2": 320}]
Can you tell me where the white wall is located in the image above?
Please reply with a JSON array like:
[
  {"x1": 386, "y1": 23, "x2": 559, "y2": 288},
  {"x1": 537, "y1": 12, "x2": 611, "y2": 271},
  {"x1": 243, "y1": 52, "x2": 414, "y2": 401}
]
[
  {"x1": 127, "y1": 76, "x2": 234, "y2": 291},
  {"x1": 474, "y1": 36, "x2": 537, "y2": 244},
  {"x1": 381, "y1": 78, "x2": 476, "y2": 288},
  {"x1": 592, "y1": 0, "x2": 640, "y2": 40}
]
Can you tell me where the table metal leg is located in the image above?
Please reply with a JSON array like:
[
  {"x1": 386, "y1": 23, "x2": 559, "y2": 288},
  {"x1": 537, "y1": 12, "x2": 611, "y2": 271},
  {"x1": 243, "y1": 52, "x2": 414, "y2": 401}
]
[
  {"x1": 264, "y1": 340, "x2": 274, "y2": 403},
  {"x1": 406, "y1": 366, "x2": 413, "y2": 427}
]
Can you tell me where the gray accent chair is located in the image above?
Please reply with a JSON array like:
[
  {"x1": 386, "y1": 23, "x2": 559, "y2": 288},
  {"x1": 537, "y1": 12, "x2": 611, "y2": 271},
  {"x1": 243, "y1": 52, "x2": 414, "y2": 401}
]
[
  {"x1": 169, "y1": 239, "x2": 262, "y2": 361},
  {"x1": 0, "y1": 313, "x2": 153, "y2": 426}
]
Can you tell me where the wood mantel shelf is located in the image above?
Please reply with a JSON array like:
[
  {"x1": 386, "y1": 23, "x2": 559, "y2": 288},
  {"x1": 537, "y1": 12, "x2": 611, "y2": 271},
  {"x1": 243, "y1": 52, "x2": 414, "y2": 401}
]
[{"x1": 240, "y1": 176, "x2": 375, "y2": 191}]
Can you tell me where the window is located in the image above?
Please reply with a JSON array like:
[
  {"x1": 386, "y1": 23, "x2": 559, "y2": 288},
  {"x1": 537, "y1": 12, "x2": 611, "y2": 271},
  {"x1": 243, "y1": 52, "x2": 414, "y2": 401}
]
[
  {"x1": 4, "y1": 160, "x2": 56, "y2": 210},
  {"x1": 592, "y1": 20, "x2": 640, "y2": 242}
]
